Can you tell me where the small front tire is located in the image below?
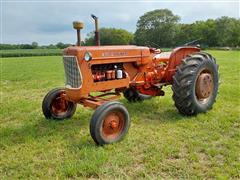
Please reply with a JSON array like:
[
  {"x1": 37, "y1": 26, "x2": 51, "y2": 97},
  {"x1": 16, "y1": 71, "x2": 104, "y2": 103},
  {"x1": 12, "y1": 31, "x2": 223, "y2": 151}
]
[
  {"x1": 42, "y1": 88, "x2": 77, "y2": 120},
  {"x1": 90, "y1": 101, "x2": 130, "y2": 145}
]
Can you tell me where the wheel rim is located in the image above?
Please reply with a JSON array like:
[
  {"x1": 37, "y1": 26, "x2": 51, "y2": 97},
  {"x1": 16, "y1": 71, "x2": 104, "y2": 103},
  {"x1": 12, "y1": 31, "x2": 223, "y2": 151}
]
[
  {"x1": 51, "y1": 91, "x2": 69, "y2": 116},
  {"x1": 195, "y1": 70, "x2": 214, "y2": 103},
  {"x1": 102, "y1": 111, "x2": 125, "y2": 140}
]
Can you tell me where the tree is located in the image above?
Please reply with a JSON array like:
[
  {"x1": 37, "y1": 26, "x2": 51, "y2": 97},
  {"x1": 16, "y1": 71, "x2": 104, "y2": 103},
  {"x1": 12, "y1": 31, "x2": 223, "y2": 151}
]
[
  {"x1": 194, "y1": 19, "x2": 218, "y2": 47},
  {"x1": 31, "y1": 42, "x2": 38, "y2": 49},
  {"x1": 175, "y1": 23, "x2": 198, "y2": 46},
  {"x1": 176, "y1": 20, "x2": 218, "y2": 47},
  {"x1": 85, "y1": 28, "x2": 134, "y2": 46},
  {"x1": 215, "y1": 17, "x2": 240, "y2": 47},
  {"x1": 48, "y1": 44, "x2": 57, "y2": 49},
  {"x1": 134, "y1": 9, "x2": 180, "y2": 47},
  {"x1": 56, "y1": 42, "x2": 70, "y2": 49}
]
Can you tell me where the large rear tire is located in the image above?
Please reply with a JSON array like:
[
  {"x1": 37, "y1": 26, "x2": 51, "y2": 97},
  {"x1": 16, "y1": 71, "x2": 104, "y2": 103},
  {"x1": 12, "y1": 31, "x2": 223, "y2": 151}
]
[
  {"x1": 42, "y1": 88, "x2": 77, "y2": 120},
  {"x1": 172, "y1": 52, "x2": 219, "y2": 115}
]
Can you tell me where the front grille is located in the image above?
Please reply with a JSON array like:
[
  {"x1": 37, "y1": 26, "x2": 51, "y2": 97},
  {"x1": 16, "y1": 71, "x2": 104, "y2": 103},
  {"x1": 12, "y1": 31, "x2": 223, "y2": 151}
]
[{"x1": 63, "y1": 56, "x2": 82, "y2": 88}]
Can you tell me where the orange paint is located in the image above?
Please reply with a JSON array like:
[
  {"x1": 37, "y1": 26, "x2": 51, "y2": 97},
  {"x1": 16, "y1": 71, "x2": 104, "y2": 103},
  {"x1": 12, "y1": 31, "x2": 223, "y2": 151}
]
[{"x1": 62, "y1": 45, "x2": 200, "y2": 108}]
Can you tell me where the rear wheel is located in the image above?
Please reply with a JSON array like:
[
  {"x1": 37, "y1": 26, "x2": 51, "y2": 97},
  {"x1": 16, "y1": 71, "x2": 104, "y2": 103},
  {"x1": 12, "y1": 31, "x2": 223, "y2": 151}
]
[
  {"x1": 42, "y1": 88, "x2": 77, "y2": 120},
  {"x1": 90, "y1": 101, "x2": 130, "y2": 145},
  {"x1": 172, "y1": 52, "x2": 219, "y2": 115},
  {"x1": 123, "y1": 87, "x2": 151, "y2": 102}
]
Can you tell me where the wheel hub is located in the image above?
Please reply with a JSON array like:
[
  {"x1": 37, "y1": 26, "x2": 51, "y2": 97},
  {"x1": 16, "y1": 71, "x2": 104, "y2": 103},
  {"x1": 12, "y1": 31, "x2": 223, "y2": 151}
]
[
  {"x1": 110, "y1": 120, "x2": 118, "y2": 129},
  {"x1": 196, "y1": 73, "x2": 214, "y2": 100},
  {"x1": 102, "y1": 112, "x2": 124, "y2": 140},
  {"x1": 51, "y1": 92, "x2": 68, "y2": 114}
]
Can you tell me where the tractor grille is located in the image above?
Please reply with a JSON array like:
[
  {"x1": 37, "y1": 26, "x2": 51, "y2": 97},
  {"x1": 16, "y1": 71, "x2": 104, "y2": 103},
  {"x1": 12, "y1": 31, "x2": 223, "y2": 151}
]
[{"x1": 63, "y1": 56, "x2": 82, "y2": 89}]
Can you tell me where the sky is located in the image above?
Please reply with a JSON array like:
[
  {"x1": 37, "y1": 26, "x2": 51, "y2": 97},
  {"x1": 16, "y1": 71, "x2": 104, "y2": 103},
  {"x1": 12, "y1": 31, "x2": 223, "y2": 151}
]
[{"x1": 1, "y1": 0, "x2": 239, "y2": 45}]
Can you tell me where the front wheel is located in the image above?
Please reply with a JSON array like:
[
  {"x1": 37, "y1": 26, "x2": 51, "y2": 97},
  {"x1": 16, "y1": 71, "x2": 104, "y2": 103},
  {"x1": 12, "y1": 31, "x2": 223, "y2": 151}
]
[
  {"x1": 90, "y1": 101, "x2": 130, "y2": 145},
  {"x1": 42, "y1": 88, "x2": 77, "y2": 120},
  {"x1": 172, "y1": 52, "x2": 219, "y2": 115}
]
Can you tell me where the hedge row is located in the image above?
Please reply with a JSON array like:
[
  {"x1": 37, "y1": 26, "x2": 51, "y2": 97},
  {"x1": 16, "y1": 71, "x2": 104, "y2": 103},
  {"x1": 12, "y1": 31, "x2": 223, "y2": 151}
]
[{"x1": 0, "y1": 49, "x2": 62, "y2": 58}]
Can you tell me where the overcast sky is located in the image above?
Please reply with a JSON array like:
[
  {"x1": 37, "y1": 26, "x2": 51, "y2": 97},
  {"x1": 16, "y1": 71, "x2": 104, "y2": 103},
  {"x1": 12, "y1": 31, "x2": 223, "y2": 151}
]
[{"x1": 1, "y1": 0, "x2": 239, "y2": 45}]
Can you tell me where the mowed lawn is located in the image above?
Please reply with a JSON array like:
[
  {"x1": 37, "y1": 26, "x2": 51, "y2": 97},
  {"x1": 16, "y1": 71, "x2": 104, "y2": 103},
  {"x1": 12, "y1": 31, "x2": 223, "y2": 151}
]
[{"x1": 0, "y1": 50, "x2": 239, "y2": 179}]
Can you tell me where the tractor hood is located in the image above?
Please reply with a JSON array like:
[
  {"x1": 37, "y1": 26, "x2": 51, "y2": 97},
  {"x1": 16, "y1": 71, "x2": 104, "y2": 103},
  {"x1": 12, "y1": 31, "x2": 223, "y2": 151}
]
[{"x1": 63, "y1": 45, "x2": 151, "y2": 61}]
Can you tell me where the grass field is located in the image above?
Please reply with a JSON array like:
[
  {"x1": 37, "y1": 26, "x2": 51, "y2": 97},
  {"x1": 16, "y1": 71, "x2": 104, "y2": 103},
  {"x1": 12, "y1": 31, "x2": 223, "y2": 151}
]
[
  {"x1": 0, "y1": 49, "x2": 62, "y2": 58},
  {"x1": 0, "y1": 51, "x2": 239, "y2": 179}
]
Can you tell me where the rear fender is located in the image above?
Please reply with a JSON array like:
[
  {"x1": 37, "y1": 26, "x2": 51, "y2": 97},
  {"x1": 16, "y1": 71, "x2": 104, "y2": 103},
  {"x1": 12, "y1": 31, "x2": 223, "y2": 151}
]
[{"x1": 165, "y1": 46, "x2": 200, "y2": 82}]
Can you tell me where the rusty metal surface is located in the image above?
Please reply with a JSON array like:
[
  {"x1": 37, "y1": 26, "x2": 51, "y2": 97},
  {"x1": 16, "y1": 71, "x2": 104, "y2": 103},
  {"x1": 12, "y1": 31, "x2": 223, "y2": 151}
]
[
  {"x1": 195, "y1": 72, "x2": 214, "y2": 102},
  {"x1": 91, "y1": 14, "x2": 100, "y2": 46},
  {"x1": 76, "y1": 29, "x2": 81, "y2": 46},
  {"x1": 80, "y1": 93, "x2": 121, "y2": 109},
  {"x1": 73, "y1": 21, "x2": 84, "y2": 46},
  {"x1": 51, "y1": 90, "x2": 69, "y2": 115},
  {"x1": 102, "y1": 111, "x2": 124, "y2": 140}
]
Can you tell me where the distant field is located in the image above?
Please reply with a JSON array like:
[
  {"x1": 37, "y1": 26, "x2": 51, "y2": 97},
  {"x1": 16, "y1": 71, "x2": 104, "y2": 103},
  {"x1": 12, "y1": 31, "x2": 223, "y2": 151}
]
[
  {"x1": 0, "y1": 51, "x2": 239, "y2": 178},
  {"x1": 0, "y1": 49, "x2": 62, "y2": 57}
]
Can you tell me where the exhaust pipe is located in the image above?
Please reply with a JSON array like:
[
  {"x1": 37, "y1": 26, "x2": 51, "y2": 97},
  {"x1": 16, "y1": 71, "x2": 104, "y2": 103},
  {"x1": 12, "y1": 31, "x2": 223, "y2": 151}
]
[
  {"x1": 91, "y1": 14, "x2": 100, "y2": 46},
  {"x1": 73, "y1": 21, "x2": 84, "y2": 46}
]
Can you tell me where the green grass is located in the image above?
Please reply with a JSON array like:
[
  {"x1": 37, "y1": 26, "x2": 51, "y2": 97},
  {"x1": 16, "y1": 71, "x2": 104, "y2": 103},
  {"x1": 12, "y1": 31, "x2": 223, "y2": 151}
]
[
  {"x1": 0, "y1": 51, "x2": 239, "y2": 179},
  {"x1": 0, "y1": 49, "x2": 62, "y2": 57}
]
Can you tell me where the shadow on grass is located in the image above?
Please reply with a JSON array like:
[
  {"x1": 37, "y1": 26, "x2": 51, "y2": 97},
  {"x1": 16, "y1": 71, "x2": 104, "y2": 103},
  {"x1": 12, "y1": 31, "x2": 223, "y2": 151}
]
[
  {"x1": 1, "y1": 98, "x2": 193, "y2": 148},
  {"x1": 120, "y1": 98, "x2": 191, "y2": 123}
]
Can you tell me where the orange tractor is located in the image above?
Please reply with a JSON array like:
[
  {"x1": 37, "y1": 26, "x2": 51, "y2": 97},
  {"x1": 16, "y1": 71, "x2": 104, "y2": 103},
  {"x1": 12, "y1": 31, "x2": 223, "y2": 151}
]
[{"x1": 42, "y1": 15, "x2": 219, "y2": 145}]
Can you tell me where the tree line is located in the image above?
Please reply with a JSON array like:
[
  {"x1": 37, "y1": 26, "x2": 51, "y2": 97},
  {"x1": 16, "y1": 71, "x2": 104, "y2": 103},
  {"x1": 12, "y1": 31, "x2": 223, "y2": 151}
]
[
  {"x1": 134, "y1": 9, "x2": 240, "y2": 48},
  {"x1": 1, "y1": 9, "x2": 239, "y2": 49},
  {"x1": 0, "y1": 42, "x2": 71, "y2": 50}
]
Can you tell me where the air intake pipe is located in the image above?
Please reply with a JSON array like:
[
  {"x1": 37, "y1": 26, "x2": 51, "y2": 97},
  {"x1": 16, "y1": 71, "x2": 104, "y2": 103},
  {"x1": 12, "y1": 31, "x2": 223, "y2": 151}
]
[{"x1": 73, "y1": 21, "x2": 84, "y2": 46}]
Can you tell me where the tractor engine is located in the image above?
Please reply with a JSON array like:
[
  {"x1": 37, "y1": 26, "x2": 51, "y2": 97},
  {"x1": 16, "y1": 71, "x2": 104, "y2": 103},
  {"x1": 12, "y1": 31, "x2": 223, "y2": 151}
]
[{"x1": 91, "y1": 63, "x2": 125, "y2": 82}]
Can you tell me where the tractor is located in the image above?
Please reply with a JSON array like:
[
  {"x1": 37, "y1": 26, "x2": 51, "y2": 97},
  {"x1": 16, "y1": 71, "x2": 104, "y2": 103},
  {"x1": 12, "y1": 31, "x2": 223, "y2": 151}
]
[{"x1": 42, "y1": 15, "x2": 219, "y2": 145}]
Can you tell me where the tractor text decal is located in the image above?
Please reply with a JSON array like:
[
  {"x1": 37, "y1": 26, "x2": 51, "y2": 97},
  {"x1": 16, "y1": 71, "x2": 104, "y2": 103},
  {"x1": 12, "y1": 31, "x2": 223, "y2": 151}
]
[{"x1": 102, "y1": 52, "x2": 128, "y2": 57}]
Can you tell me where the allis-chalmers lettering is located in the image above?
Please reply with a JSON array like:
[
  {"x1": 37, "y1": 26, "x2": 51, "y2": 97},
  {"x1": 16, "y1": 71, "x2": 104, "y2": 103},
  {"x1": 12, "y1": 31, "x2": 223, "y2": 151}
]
[{"x1": 102, "y1": 51, "x2": 128, "y2": 57}]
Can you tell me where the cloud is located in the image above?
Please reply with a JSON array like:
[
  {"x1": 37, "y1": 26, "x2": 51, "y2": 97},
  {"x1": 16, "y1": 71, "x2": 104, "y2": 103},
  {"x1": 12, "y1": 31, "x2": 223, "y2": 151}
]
[{"x1": 2, "y1": 1, "x2": 239, "y2": 44}]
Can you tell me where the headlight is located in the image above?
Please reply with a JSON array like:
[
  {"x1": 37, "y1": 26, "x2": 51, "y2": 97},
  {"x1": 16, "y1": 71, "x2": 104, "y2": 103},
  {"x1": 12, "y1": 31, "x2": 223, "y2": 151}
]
[{"x1": 84, "y1": 51, "x2": 92, "y2": 61}]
